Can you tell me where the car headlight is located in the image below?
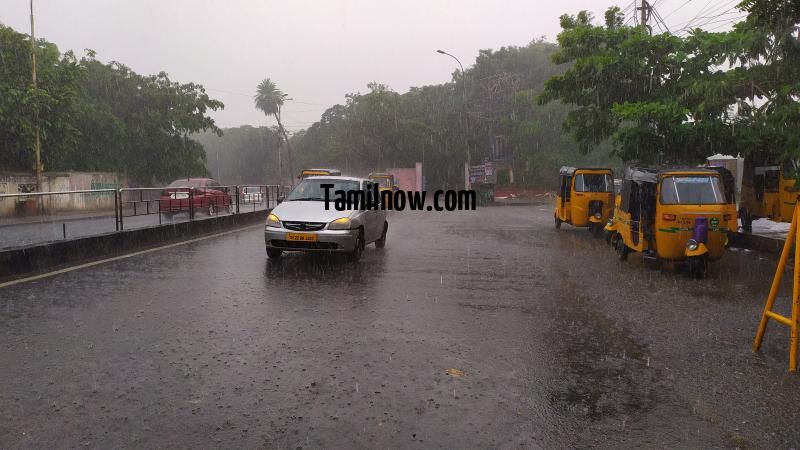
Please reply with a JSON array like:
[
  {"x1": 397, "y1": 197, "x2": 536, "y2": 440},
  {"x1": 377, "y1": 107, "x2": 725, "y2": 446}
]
[
  {"x1": 328, "y1": 217, "x2": 352, "y2": 230},
  {"x1": 266, "y1": 213, "x2": 281, "y2": 228},
  {"x1": 687, "y1": 239, "x2": 699, "y2": 251}
]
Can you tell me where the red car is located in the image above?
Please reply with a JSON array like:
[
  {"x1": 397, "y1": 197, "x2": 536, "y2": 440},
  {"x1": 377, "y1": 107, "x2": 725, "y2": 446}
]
[{"x1": 159, "y1": 178, "x2": 233, "y2": 219}]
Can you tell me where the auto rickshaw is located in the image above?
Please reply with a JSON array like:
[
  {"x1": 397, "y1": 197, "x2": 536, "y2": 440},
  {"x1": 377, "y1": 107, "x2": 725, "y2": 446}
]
[
  {"x1": 554, "y1": 167, "x2": 615, "y2": 237},
  {"x1": 739, "y1": 157, "x2": 797, "y2": 232},
  {"x1": 605, "y1": 166, "x2": 737, "y2": 277},
  {"x1": 298, "y1": 168, "x2": 342, "y2": 179},
  {"x1": 368, "y1": 172, "x2": 396, "y2": 194}
]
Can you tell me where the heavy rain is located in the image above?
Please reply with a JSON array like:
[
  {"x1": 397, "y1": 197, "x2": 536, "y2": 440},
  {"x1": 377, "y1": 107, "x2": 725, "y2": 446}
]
[{"x1": 1, "y1": 0, "x2": 800, "y2": 448}]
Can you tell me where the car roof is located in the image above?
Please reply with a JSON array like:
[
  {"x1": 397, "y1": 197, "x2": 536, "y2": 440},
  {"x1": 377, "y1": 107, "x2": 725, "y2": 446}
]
[{"x1": 302, "y1": 168, "x2": 341, "y2": 173}]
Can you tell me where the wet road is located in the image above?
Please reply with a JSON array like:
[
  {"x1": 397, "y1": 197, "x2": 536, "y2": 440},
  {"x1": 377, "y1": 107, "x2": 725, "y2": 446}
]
[
  {"x1": 0, "y1": 202, "x2": 271, "y2": 249},
  {"x1": 1, "y1": 203, "x2": 799, "y2": 448}
]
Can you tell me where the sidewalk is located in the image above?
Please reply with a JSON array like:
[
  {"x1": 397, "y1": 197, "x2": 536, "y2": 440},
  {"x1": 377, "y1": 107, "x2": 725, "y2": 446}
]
[{"x1": 0, "y1": 210, "x2": 115, "y2": 227}]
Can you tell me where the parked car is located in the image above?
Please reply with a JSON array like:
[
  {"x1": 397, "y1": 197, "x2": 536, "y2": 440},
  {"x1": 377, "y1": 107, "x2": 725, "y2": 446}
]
[
  {"x1": 159, "y1": 178, "x2": 233, "y2": 219},
  {"x1": 264, "y1": 176, "x2": 388, "y2": 261}
]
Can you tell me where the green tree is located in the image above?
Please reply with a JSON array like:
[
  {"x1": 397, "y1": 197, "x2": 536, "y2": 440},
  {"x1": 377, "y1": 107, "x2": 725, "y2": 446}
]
[{"x1": 0, "y1": 25, "x2": 83, "y2": 173}]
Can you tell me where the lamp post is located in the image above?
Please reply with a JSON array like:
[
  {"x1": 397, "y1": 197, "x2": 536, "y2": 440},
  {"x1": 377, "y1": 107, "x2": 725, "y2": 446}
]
[
  {"x1": 30, "y1": 0, "x2": 43, "y2": 191},
  {"x1": 437, "y1": 49, "x2": 471, "y2": 188}
]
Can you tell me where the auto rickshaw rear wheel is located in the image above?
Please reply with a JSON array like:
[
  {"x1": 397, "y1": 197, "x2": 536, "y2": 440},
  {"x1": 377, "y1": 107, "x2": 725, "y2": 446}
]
[
  {"x1": 555, "y1": 216, "x2": 561, "y2": 230},
  {"x1": 590, "y1": 222, "x2": 603, "y2": 238}
]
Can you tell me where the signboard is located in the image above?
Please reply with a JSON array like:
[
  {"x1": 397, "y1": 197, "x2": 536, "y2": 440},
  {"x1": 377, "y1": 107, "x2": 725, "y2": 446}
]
[{"x1": 469, "y1": 162, "x2": 497, "y2": 185}]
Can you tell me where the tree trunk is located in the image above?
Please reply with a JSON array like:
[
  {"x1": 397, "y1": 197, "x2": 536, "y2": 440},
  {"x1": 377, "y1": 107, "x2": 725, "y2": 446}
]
[{"x1": 275, "y1": 110, "x2": 295, "y2": 186}]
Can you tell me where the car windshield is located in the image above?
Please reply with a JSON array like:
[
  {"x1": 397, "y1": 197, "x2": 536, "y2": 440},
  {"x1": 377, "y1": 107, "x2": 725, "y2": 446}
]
[
  {"x1": 660, "y1": 175, "x2": 724, "y2": 204},
  {"x1": 286, "y1": 178, "x2": 360, "y2": 201},
  {"x1": 574, "y1": 173, "x2": 613, "y2": 192}
]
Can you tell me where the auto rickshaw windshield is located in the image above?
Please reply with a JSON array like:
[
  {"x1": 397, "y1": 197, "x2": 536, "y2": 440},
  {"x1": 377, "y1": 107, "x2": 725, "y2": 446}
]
[
  {"x1": 660, "y1": 175, "x2": 725, "y2": 205},
  {"x1": 372, "y1": 177, "x2": 393, "y2": 188},
  {"x1": 574, "y1": 173, "x2": 613, "y2": 193}
]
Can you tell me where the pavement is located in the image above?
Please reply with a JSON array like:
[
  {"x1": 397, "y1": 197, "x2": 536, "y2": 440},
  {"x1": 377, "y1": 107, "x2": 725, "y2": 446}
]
[
  {"x1": 0, "y1": 202, "x2": 272, "y2": 250},
  {"x1": 1, "y1": 203, "x2": 799, "y2": 448}
]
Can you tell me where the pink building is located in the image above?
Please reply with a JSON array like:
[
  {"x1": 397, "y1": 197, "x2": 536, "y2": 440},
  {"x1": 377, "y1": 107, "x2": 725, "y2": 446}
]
[{"x1": 386, "y1": 162, "x2": 423, "y2": 192}]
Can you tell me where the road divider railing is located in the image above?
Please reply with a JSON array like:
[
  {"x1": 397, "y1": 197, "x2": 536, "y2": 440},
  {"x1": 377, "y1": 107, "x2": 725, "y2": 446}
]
[{"x1": 0, "y1": 184, "x2": 282, "y2": 249}]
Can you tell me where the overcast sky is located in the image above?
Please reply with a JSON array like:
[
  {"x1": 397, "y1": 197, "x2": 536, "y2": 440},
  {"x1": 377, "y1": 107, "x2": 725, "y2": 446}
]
[{"x1": 2, "y1": 0, "x2": 744, "y2": 131}]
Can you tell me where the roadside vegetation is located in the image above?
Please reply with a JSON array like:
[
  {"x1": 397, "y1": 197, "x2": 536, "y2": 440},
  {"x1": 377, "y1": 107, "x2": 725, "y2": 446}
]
[{"x1": 0, "y1": 24, "x2": 223, "y2": 184}]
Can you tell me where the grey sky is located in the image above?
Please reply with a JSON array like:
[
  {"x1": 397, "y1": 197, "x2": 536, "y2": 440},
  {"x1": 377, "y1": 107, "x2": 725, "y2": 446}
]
[{"x1": 3, "y1": 0, "x2": 744, "y2": 132}]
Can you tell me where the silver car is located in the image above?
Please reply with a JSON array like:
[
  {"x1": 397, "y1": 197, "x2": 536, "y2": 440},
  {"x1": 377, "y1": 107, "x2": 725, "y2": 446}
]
[{"x1": 264, "y1": 176, "x2": 388, "y2": 261}]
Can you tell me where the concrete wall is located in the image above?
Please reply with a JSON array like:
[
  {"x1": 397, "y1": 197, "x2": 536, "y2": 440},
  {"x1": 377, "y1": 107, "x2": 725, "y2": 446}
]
[{"x1": 0, "y1": 172, "x2": 126, "y2": 216}]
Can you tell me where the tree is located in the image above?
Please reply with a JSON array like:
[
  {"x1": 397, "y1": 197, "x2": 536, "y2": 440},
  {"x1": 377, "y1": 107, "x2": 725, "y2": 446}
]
[
  {"x1": 254, "y1": 78, "x2": 294, "y2": 183},
  {"x1": 0, "y1": 25, "x2": 83, "y2": 173},
  {"x1": 0, "y1": 24, "x2": 224, "y2": 184},
  {"x1": 537, "y1": 7, "x2": 748, "y2": 165}
]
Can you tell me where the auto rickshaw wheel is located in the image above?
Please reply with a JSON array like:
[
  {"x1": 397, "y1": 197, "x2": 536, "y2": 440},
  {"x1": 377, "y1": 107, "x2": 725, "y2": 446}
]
[
  {"x1": 555, "y1": 216, "x2": 561, "y2": 230},
  {"x1": 590, "y1": 222, "x2": 603, "y2": 238},
  {"x1": 687, "y1": 257, "x2": 707, "y2": 278},
  {"x1": 615, "y1": 238, "x2": 629, "y2": 261}
]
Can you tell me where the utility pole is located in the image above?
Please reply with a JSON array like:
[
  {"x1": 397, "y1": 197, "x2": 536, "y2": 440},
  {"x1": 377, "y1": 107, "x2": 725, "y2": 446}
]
[
  {"x1": 637, "y1": 0, "x2": 652, "y2": 35},
  {"x1": 30, "y1": 0, "x2": 43, "y2": 191}
]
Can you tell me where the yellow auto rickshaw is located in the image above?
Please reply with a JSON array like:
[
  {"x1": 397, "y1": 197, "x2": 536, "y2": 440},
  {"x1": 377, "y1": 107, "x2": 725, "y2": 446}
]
[
  {"x1": 298, "y1": 168, "x2": 342, "y2": 179},
  {"x1": 368, "y1": 172, "x2": 396, "y2": 194},
  {"x1": 554, "y1": 167, "x2": 615, "y2": 237},
  {"x1": 739, "y1": 158, "x2": 797, "y2": 232},
  {"x1": 605, "y1": 166, "x2": 737, "y2": 277}
]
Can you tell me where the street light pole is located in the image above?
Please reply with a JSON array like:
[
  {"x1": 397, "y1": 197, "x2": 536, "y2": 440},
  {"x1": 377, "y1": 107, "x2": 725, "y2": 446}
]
[
  {"x1": 437, "y1": 49, "x2": 471, "y2": 188},
  {"x1": 30, "y1": 0, "x2": 43, "y2": 191}
]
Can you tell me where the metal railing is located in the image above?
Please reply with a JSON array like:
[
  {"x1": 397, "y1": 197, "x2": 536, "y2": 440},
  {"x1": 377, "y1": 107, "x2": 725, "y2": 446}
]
[{"x1": 0, "y1": 184, "x2": 282, "y2": 249}]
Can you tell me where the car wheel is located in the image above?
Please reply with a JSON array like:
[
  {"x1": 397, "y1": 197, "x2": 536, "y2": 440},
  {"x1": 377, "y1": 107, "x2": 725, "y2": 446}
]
[
  {"x1": 375, "y1": 222, "x2": 388, "y2": 249},
  {"x1": 266, "y1": 248, "x2": 283, "y2": 259},
  {"x1": 348, "y1": 229, "x2": 364, "y2": 262}
]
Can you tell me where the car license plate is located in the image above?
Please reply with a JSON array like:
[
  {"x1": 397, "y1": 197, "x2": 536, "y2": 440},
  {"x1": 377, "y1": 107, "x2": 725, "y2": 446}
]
[{"x1": 286, "y1": 233, "x2": 317, "y2": 242}]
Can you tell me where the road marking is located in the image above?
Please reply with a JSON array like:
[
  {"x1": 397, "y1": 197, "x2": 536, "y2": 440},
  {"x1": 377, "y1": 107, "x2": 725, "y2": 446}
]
[{"x1": 0, "y1": 224, "x2": 263, "y2": 289}]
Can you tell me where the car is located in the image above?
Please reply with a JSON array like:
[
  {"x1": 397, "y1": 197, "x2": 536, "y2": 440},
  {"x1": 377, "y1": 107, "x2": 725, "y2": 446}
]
[
  {"x1": 264, "y1": 176, "x2": 388, "y2": 261},
  {"x1": 159, "y1": 178, "x2": 233, "y2": 219}
]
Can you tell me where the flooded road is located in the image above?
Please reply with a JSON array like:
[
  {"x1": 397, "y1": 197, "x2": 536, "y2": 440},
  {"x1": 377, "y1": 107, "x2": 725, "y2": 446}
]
[{"x1": 1, "y1": 203, "x2": 799, "y2": 448}]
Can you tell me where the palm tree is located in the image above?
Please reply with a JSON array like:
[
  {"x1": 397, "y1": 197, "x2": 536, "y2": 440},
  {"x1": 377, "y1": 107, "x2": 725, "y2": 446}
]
[{"x1": 255, "y1": 78, "x2": 294, "y2": 184}]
